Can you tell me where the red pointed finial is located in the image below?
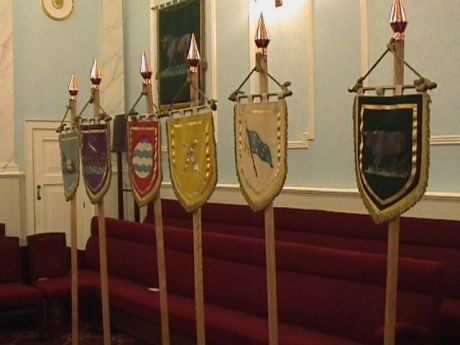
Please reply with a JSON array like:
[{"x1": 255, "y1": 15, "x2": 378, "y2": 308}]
[
  {"x1": 187, "y1": 33, "x2": 201, "y2": 74},
  {"x1": 90, "y1": 59, "x2": 102, "y2": 86},
  {"x1": 255, "y1": 14, "x2": 270, "y2": 54},
  {"x1": 140, "y1": 52, "x2": 153, "y2": 81},
  {"x1": 390, "y1": 0, "x2": 408, "y2": 41},
  {"x1": 68, "y1": 74, "x2": 79, "y2": 97}
]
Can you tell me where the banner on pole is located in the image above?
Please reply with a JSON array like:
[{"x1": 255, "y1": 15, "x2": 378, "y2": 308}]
[
  {"x1": 80, "y1": 123, "x2": 112, "y2": 204},
  {"x1": 59, "y1": 129, "x2": 80, "y2": 201},
  {"x1": 234, "y1": 99, "x2": 288, "y2": 212},
  {"x1": 127, "y1": 119, "x2": 162, "y2": 206},
  {"x1": 353, "y1": 93, "x2": 430, "y2": 224},
  {"x1": 167, "y1": 111, "x2": 217, "y2": 213}
]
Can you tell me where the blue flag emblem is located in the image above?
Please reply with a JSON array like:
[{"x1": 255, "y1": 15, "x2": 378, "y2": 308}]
[
  {"x1": 234, "y1": 99, "x2": 288, "y2": 212},
  {"x1": 247, "y1": 130, "x2": 273, "y2": 168}
]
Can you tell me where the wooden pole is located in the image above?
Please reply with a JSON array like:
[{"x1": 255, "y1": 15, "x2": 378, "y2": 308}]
[
  {"x1": 186, "y1": 33, "x2": 206, "y2": 345},
  {"x1": 91, "y1": 60, "x2": 112, "y2": 345},
  {"x1": 384, "y1": 3, "x2": 406, "y2": 342},
  {"x1": 143, "y1": 73, "x2": 170, "y2": 345},
  {"x1": 193, "y1": 207, "x2": 205, "y2": 345},
  {"x1": 153, "y1": 197, "x2": 170, "y2": 345},
  {"x1": 68, "y1": 77, "x2": 79, "y2": 345},
  {"x1": 97, "y1": 200, "x2": 111, "y2": 345},
  {"x1": 257, "y1": 50, "x2": 279, "y2": 345},
  {"x1": 70, "y1": 197, "x2": 78, "y2": 345},
  {"x1": 190, "y1": 65, "x2": 206, "y2": 345},
  {"x1": 384, "y1": 39, "x2": 405, "y2": 345},
  {"x1": 384, "y1": 217, "x2": 400, "y2": 345}
]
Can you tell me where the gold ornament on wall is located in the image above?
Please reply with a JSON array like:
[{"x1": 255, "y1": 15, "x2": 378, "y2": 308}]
[{"x1": 41, "y1": 0, "x2": 74, "y2": 21}]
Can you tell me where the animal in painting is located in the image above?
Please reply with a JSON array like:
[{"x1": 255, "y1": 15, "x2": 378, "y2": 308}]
[{"x1": 161, "y1": 33, "x2": 192, "y2": 69}]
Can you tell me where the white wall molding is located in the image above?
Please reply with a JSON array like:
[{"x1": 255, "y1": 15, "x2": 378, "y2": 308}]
[
  {"x1": 160, "y1": 182, "x2": 460, "y2": 221},
  {"x1": 430, "y1": 135, "x2": 460, "y2": 146}
]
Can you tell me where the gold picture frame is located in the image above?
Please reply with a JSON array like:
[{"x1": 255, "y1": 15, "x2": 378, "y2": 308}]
[{"x1": 156, "y1": 0, "x2": 205, "y2": 109}]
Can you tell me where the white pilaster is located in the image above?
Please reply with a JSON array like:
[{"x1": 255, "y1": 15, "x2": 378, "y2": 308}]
[
  {"x1": 0, "y1": 0, "x2": 18, "y2": 173},
  {"x1": 101, "y1": 0, "x2": 125, "y2": 115}
]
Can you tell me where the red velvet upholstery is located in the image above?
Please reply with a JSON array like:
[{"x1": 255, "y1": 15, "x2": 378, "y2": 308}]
[
  {"x1": 86, "y1": 217, "x2": 443, "y2": 345},
  {"x1": 0, "y1": 237, "x2": 21, "y2": 283},
  {"x1": 0, "y1": 236, "x2": 44, "y2": 340},
  {"x1": 27, "y1": 232, "x2": 97, "y2": 298},
  {"x1": 0, "y1": 223, "x2": 5, "y2": 237},
  {"x1": 26, "y1": 232, "x2": 97, "y2": 339},
  {"x1": 27, "y1": 232, "x2": 69, "y2": 281},
  {"x1": 145, "y1": 199, "x2": 460, "y2": 341},
  {"x1": 0, "y1": 283, "x2": 43, "y2": 308}
]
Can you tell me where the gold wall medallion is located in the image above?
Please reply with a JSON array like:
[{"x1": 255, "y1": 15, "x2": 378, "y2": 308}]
[{"x1": 41, "y1": 0, "x2": 74, "y2": 21}]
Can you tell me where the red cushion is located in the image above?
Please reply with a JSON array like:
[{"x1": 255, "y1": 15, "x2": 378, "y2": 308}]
[
  {"x1": 27, "y1": 233, "x2": 68, "y2": 280},
  {"x1": 33, "y1": 273, "x2": 98, "y2": 298},
  {"x1": 375, "y1": 322, "x2": 435, "y2": 343},
  {"x1": 441, "y1": 298, "x2": 460, "y2": 339},
  {"x1": 0, "y1": 223, "x2": 5, "y2": 236},
  {"x1": 205, "y1": 306, "x2": 365, "y2": 345},
  {"x1": 84, "y1": 232, "x2": 158, "y2": 287},
  {"x1": 0, "y1": 283, "x2": 43, "y2": 307},
  {"x1": 0, "y1": 237, "x2": 21, "y2": 283},
  {"x1": 84, "y1": 217, "x2": 443, "y2": 344}
]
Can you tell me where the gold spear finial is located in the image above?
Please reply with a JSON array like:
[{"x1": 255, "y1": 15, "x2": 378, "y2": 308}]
[
  {"x1": 390, "y1": 0, "x2": 408, "y2": 41},
  {"x1": 255, "y1": 14, "x2": 270, "y2": 55},
  {"x1": 187, "y1": 33, "x2": 201, "y2": 74},
  {"x1": 68, "y1": 74, "x2": 79, "y2": 97},
  {"x1": 90, "y1": 58, "x2": 102, "y2": 86},
  {"x1": 140, "y1": 52, "x2": 153, "y2": 81}
]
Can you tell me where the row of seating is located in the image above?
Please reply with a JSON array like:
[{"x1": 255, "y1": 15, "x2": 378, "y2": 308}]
[
  {"x1": 1, "y1": 218, "x2": 445, "y2": 344},
  {"x1": 0, "y1": 236, "x2": 45, "y2": 338},
  {"x1": 81, "y1": 217, "x2": 443, "y2": 345},
  {"x1": 145, "y1": 199, "x2": 460, "y2": 343},
  {"x1": 0, "y1": 232, "x2": 87, "y2": 339}
]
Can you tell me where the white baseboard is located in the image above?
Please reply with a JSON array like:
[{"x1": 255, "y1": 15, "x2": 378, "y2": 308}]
[{"x1": 160, "y1": 183, "x2": 460, "y2": 221}]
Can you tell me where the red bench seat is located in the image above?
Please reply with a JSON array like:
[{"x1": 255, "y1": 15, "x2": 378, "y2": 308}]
[
  {"x1": 83, "y1": 217, "x2": 443, "y2": 345},
  {"x1": 145, "y1": 199, "x2": 460, "y2": 341}
]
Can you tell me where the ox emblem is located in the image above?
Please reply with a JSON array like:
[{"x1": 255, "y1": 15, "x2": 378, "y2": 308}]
[{"x1": 353, "y1": 93, "x2": 430, "y2": 224}]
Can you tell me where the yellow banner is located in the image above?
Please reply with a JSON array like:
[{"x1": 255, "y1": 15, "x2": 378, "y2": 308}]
[{"x1": 167, "y1": 112, "x2": 217, "y2": 213}]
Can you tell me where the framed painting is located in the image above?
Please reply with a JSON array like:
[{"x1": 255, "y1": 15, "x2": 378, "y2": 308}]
[{"x1": 157, "y1": 0, "x2": 205, "y2": 108}]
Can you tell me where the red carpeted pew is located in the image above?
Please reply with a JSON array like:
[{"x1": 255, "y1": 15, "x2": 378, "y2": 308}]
[
  {"x1": 81, "y1": 216, "x2": 443, "y2": 345},
  {"x1": 0, "y1": 236, "x2": 45, "y2": 339},
  {"x1": 146, "y1": 199, "x2": 460, "y2": 342}
]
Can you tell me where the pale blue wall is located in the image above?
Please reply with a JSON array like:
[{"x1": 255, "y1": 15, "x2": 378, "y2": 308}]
[
  {"x1": 123, "y1": 0, "x2": 150, "y2": 113},
  {"x1": 368, "y1": 1, "x2": 460, "y2": 192},
  {"x1": 12, "y1": 0, "x2": 460, "y2": 193},
  {"x1": 13, "y1": 0, "x2": 100, "y2": 168}
]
